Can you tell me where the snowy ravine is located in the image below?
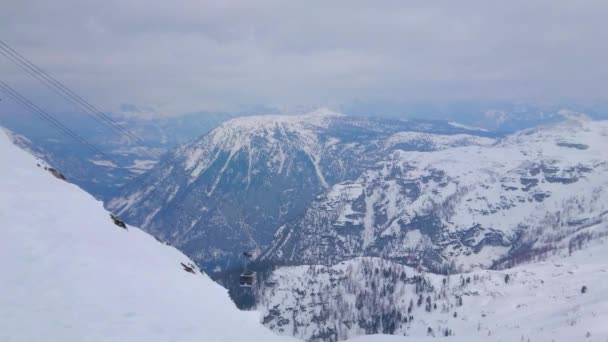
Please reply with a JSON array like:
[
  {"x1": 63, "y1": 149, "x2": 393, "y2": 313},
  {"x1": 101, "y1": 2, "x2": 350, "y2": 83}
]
[
  {"x1": 0, "y1": 129, "x2": 294, "y2": 342},
  {"x1": 257, "y1": 240, "x2": 608, "y2": 341}
]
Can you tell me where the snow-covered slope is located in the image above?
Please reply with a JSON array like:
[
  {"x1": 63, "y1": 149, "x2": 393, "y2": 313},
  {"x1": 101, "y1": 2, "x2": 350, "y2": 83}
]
[
  {"x1": 258, "y1": 238, "x2": 608, "y2": 341},
  {"x1": 107, "y1": 109, "x2": 488, "y2": 272},
  {"x1": 0, "y1": 129, "x2": 291, "y2": 342},
  {"x1": 262, "y1": 117, "x2": 608, "y2": 271}
]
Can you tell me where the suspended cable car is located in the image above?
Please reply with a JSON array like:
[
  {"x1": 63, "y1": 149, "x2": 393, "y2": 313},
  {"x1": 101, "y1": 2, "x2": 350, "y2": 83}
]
[
  {"x1": 239, "y1": 270, "x2": 256, "y2": 288},
  {"x1": 240, "y1": 251, "x2": 256, "y2": 288}
]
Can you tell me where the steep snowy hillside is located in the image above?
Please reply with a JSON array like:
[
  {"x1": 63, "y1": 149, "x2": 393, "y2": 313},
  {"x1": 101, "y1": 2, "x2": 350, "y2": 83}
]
[
  {"x1": 262, "y1": 117, "x2": 608, "y2": 272},
  {"x1": 0, "y1": 129, "x2": 291, "y2": 342},
  {"x1": 258, "y1": 239, "x2": 608, "y2": 341},
  {"x1": 108, "y1": 109, "x2": 488, "y2": 272}
]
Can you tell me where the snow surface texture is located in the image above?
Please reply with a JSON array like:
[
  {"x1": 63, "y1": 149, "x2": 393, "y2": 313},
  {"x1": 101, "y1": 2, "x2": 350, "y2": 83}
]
[
  {"x1": 263, "y1": 117, "x2": 608, "y2": 271},
  {"x1": 258, "y1": 240, "x2": 608, "y2": 341},
  {"x1": 0, "y1": 130, "x2": 293, "y2": 342}
]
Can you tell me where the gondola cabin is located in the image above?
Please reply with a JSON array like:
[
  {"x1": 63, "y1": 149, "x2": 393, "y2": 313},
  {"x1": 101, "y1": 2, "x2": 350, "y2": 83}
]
[{"x1": 239, "y1": 270, "x2": 256, "y2": 288}]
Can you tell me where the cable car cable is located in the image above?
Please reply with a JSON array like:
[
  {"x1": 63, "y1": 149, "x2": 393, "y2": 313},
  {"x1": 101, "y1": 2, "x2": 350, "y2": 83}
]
[
  {"x1": 0, "y1": 41, "x2": 210, "y2": 202},
  {"x1": 0, "y1": 41, "x2": 162, "y2": 158},
  {"x1": 0, "y1": 81, "x2": 203, "y2": 230}
]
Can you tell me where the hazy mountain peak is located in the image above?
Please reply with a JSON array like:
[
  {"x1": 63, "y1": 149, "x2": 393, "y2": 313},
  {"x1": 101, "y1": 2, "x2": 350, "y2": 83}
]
[
  {"x1": 214, "y1": 107, "x2": 343, "y2": 132},
  {"x1": 306, "y1": 107, "x2": 344, "y2": 117},
  {"x1": 557, "y1": 109, "x2": 592, "y2": 122}
]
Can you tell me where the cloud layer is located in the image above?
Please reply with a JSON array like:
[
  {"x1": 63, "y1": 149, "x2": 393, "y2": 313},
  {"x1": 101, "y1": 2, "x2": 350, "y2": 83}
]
[{"x1": 1, "y1": 0, "x2": 607, "y2": 114}]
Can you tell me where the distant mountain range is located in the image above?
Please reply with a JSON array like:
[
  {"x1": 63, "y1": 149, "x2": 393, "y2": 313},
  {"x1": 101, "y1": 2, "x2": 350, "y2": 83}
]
[{"x1": 2, "y1": 103, "x2": 592, "y2": 200}]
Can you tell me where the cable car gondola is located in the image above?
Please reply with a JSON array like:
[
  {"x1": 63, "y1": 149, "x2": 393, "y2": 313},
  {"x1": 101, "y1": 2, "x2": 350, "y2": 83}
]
[
  {"x1": 240, "y1": 251, "x2": 256, "y2": 288},
  {"x1": 239, "y1": 270, "x2": 256, "y2": 287}
]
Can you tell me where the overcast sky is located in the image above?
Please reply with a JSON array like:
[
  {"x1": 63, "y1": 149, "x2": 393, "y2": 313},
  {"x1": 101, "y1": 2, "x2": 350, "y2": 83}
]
[{"x1": 1, "y1": 0, "x2": 607, "y2": 115}]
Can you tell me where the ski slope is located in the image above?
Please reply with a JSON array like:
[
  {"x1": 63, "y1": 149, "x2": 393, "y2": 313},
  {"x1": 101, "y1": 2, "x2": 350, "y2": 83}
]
[{"x1": 0, "y1": 129, "x2": 293, "y2": 342}]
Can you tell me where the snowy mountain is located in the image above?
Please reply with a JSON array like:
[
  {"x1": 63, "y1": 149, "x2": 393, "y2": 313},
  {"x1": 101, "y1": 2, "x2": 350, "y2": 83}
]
[
  {"x1": 257, "y1": 240, "x2": 608, "y2": 341},
  {"x1": 0, "y1": 129, "x2": 291, "y2": 342},
  {"x1": 261, "y1": 116, "x2": 608, "y2": 273},
  {"x1": 108, "y1": 109, "x2": 489, "y2": 272},
  {"x1": 3, "y1": 113, "x2": 608, "y2": 342}
]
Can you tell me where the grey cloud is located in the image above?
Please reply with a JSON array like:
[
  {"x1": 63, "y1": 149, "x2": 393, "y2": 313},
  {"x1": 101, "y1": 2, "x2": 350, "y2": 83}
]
[{"x1": 1, "y1": 0, "x2": 607, "y2": 115}]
